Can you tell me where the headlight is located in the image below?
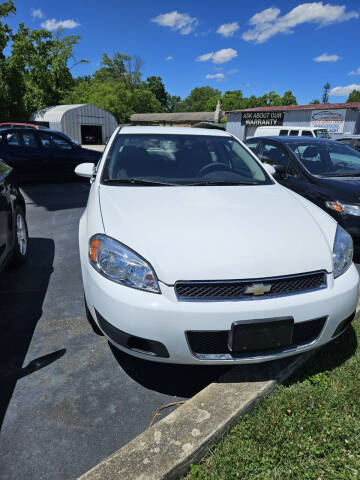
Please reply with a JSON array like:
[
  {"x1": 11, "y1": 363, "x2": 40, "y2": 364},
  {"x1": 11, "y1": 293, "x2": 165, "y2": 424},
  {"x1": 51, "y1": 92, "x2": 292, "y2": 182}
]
[
  {"x1": 89, "y1": 234, "x2": 160, "y2": 293},
  {"x1": 332, "y1": 225, "x2": 353, "y2": 279},
  {"x1": 326, "y1": 201, "x2": 360, "y2": 217}
]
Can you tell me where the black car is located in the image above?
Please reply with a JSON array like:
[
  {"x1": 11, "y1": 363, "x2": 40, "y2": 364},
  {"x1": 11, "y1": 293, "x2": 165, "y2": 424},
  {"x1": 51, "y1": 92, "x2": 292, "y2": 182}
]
[
  {"x1": 336, "y1": 136, "x2": 360, "y2": 153},
  {"x1": 0, "y1": 128, "x2": 101, "y2": 182},
  {"x1": 245, "y1": 136, "x2": 360, "y2": 254},
  {"x1": 0, "y1": 160, "x2": 28, "y2": 274}
]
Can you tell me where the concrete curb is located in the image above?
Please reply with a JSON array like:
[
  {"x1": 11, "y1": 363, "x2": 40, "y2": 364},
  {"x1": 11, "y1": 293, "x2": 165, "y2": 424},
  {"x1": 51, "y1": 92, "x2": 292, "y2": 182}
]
[{"x1": 79, "y1": 302, "x2": 360, "y2": 480}]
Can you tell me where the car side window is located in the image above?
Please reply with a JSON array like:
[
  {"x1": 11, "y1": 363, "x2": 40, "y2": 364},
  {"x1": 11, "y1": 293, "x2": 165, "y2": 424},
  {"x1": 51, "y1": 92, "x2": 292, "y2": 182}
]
[
  {"x1": 245, "y1": 140, "x2": 259, "y2": 153},
  {"x1": 38, "y1": 132, "x2": 54, "y2": 148},
  {"x1": 38, "y1": 132, "x2": 73, "y2": 150},
  {"x1": 261, "y1": 142, "x2": 297, "y2": 176},
  {"x1": 301, "y1": 130, "x2": 314, "y2": 137},
  {"x1": 6, "y1": 132, "x2": 21, "y2": 146},
  {"x1": 279, "y1": 130, "x2": 288, "y2": 136},
  {"x1": 52, "y1": 136, "x2": 73, "y2": 150},
  {"x1": 289, "y1": 130, "x2": 299, "y2": 136},
  {"x1": 20, "y1": 132, "x2": 38, "y2": 148},
  {"x1": 337, "y1": 138, "x2": 352, "y2": 145}
]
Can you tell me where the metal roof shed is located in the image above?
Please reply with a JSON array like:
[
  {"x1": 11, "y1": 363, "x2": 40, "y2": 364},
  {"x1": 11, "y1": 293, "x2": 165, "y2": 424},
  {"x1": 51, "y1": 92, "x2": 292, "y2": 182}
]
[{"x1": 30, "y1": 104, "x2": 118, "y2": 144}]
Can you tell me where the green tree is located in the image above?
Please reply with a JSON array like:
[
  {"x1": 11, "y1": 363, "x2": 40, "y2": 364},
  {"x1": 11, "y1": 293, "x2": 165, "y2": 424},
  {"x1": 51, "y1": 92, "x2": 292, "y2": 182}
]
[
  {"x1": 167, "y1": 94, "x2": 181, "y2": 112},
  {"x1": 281, "y1": 90, "x2": 297, "y2": 105},
  {"x1": 145, "y1": 76, "x2": 168, "y2": 111},
  {"x1": 221, "y1": 90, "x2": 244, "y2": 111},
  {"x1": 346, "y1": 89, "x2": 360, "y2": 103},
  {"x1": 0, "y1": 0, "x2": 20, "y2": 119},
  {"x1": 94, "y1": 52, "x2": 142, "y2": 89},
  {"x1": 310, "y1": 99, "x2": 320, "y2": 104},
  {"x1": 11, "y1": 25, "x2": 85, "y2": 116},
  {"x1": 179, "y1": 86, "x2": 221, "y2": 111},
  {"x1": 267, "y1": 91, "x2": 282, "y2": 106}
]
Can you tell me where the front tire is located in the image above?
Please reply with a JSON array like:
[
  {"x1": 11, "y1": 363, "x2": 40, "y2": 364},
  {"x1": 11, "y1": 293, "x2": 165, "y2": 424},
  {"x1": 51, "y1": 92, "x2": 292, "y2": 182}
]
[{"x1": 11, "y1": 206, "x2": 29, "y2": 267}]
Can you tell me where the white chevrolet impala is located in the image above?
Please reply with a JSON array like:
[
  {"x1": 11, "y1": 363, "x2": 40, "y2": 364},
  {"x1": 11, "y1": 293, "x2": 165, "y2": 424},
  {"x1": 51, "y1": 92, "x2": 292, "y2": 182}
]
[{"x1": 75, "y1": 126, "x2": 359, "y2": 364}]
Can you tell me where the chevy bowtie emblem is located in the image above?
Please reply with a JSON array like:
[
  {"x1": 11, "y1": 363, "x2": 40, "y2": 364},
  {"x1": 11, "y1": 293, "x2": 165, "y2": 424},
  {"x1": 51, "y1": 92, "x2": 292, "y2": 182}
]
[{"x1": 245, "y1": 283, "x2": 272, "y2": 296}]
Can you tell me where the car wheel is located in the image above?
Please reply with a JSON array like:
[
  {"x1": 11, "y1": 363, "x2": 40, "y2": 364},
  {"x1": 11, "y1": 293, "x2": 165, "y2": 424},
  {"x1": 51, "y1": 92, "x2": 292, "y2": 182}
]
[
  {"x1": 84, "y1": 295, "x2": 104, "y2": 336},
  {"x1": 11, "y1": 206, "x2": 29, "y2": 266}
]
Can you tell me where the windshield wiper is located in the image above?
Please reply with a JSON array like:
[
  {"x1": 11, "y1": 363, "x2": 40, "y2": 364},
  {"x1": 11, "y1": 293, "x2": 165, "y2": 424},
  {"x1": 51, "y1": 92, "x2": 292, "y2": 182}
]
[
  {"x1": 102, "y1": 178, "x2": 177, "y2": 186},
  {"x1": 187, "y1": 180, "x2": 259, "y2": 186}
]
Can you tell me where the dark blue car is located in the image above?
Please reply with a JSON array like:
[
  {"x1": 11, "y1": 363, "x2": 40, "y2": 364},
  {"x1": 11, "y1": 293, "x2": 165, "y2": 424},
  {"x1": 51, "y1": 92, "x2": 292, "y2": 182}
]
[{"x1": 0, "y1": 127, "x2": 101, "y2": 182}]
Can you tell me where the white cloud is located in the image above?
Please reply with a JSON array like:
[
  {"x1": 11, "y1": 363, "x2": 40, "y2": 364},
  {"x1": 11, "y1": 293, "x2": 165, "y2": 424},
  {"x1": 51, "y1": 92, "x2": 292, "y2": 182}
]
[
  {"x1": 329, "y1": 84, "x2": 360, "y2": 96},
  {"x1": 313, "y1": 52, "x2": 340, "y2": 62},
  {"x1": 242, "y1": 2, "x2": 359, "y2": 44},
  {"x1": 206, "y1": 73, "x2": 224, "y2": 80},
  {"x1": 31, "y1": 8, "x2": 44, "y2": 19},
  {"x1": 245, "y1": 83, "x2": 251, "y2": 87},
  {"x1": 196, "y1": 48, "x2": 237, "y2": 64},
  {"x1": 217, "y1": 22, "x2": 239, "y2": 37},
  {"x1": 227, "y1": 68, "x2": 239, "y2": 74},
  {"x1": 197, "y1": 52, "x2": 214, "y2": 62},
  {"x1": 165, "y1": 56, "x2": 174, "y2": 61},
  {"x1": 349, "y1": 67, "x2": 360, "y2": 76},
  {"x1": 41, "y1": 18, "x2": 80, "y2": 31},
  {"x1": 151, "y1": 11, "x2": 198, "y2": 35}
]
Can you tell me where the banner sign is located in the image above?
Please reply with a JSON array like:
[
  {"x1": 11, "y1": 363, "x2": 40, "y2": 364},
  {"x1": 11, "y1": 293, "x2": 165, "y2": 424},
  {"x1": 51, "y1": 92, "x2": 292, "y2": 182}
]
[
  {"x1": 310, "y1": 109, "x2": 346, "y2": 134},
  {"x1": 241, "y1": 111, "x2": 284, "y2": 126}
]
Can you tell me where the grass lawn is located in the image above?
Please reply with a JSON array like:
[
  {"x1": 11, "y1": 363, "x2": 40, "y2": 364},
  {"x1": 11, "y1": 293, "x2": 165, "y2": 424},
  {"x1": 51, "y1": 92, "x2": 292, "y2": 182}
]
[{"x1": 187, "y1": 316, "x2": 360, "y2": 480}]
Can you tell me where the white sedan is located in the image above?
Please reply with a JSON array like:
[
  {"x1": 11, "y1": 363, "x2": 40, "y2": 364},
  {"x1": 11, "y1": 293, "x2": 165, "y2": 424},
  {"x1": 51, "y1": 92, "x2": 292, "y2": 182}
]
[{"x1": 75, "y1": 126, "x2": 359, "y2": 364}]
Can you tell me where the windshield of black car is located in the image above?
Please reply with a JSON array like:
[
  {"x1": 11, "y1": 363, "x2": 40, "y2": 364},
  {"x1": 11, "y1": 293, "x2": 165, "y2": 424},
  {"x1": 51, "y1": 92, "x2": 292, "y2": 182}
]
[
  {"x1": 101, "y1": 134, "x2": 271, "y2": 185},
  {"x1": 288, "y1": 141, "x2": 360, "y2": 176}
]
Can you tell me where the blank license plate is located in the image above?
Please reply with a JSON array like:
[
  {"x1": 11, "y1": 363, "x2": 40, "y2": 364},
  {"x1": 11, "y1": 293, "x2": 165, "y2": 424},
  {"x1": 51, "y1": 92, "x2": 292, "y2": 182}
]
[{"x1": 228, "y1": 317, "x2": 294, "y2": 353}]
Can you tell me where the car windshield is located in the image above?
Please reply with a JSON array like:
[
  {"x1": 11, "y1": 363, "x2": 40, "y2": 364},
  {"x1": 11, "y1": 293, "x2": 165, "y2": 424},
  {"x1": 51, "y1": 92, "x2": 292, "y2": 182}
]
[
  {"x1": 288, "y1": 141, "x2": 360, "y2": 176},
  {"x1": 101, "y1": 134, "x2": 271, "y2": 186}
]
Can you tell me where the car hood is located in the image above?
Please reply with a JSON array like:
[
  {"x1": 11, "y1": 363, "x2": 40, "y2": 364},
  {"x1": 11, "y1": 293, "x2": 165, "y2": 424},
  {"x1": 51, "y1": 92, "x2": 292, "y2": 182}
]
[
  {"x1": 99, "y1": 184, "x2": 335, "y2": 284},
  {"x1": 315, "y1": 175, "x2": 360, "y2": 202}
]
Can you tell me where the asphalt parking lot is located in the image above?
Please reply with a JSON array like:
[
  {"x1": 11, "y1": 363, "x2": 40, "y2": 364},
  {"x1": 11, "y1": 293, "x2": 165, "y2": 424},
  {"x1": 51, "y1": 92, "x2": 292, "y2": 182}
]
[
  {"x1": 0, "y1": 181, "x2": 359, "y2": 480},
  {"x1": 0, "y1": 181, "x2": 232, "y2": 480}
]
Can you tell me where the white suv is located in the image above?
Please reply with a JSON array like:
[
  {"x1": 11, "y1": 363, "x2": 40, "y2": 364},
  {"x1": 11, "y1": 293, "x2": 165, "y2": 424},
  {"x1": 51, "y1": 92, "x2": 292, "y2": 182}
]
[
  {"x1": 75, "y1": 126, "x2": 358, "y2": 364},
  {"x1": 252, "y1": 126, "x2": 330, "y2": 138}
]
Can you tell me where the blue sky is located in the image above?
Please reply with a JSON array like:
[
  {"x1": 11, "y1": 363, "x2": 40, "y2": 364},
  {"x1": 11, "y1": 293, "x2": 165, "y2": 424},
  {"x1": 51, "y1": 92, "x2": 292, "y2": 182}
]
[{"x1": 8, "y1": 1, "x2": 360, "y2": 104}]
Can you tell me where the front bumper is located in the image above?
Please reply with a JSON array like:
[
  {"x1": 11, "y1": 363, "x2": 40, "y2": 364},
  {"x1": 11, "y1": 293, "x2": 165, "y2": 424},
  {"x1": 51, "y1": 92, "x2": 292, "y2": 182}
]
[{"x1": 82, "y1": 262, "x2": 359, "y2": 364}]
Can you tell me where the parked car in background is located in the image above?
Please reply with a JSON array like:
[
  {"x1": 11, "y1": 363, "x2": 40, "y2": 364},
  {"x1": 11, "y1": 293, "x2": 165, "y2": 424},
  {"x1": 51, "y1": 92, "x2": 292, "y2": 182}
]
[
  {"x1": 0, "y1": 127, "x2": 101, "y2": 182},
  {"x1": 251, "y1": 126, "x2": 330, "y2": 138},
  {"x1": 75, "y1": 126, "x2": 358, "y2": 365},
  {"x1": 245, "y1": 136, "x2": 360, "y2": 255},
  {"x1": 336, "y1": 135, "x2": 360, "y2": 153},
  {"x1": 0, "y1": 160, "x2": 28, "y2": 274},
  {"x1": 0, "y1": 122, "x2": 44, "y2": 129}
]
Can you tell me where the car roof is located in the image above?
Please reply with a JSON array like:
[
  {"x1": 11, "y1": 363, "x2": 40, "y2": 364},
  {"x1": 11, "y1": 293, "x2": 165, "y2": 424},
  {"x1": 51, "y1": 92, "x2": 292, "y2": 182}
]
[
  {"x1": 119, "y1": 125, "x2": 231, "y2": 137},
  {"x1": 337, "y1": 135, "x2": 360, "y2": 139},
  {"x1": 246, "y1": 136, "x2": 337, "y2": 144}
]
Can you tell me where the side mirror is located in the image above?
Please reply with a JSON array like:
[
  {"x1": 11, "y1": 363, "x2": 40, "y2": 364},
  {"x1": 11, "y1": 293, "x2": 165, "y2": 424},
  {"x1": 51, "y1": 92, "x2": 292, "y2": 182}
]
[
  {"x1": 273, "y1": 164, "x2": 287, "y2": 175},
  {"x1": 75, "y1": 162, "x2": 95, "y2": 178},
  {"x1": 262, "y1": 163, "x2": 276, "y2": 175}
]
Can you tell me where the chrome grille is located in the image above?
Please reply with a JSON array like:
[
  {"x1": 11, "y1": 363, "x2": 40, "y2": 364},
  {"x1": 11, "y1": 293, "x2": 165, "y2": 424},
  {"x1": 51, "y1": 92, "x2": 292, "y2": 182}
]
[{"x1": 175, "y1": 271, "x2": 326, "y2": 301}]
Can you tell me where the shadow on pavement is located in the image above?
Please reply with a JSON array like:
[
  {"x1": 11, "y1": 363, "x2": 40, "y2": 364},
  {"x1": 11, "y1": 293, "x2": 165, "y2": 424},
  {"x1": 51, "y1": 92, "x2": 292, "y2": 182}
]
[
  {"x1": 0, "y1": 237, "x2": 55, "y2": 430},
  {"x1": 21, "y1": 180, "x2": 90, "y2": 211},
  {"x1": 109, "y1": 343, "x2": 233, "y2": 398}
]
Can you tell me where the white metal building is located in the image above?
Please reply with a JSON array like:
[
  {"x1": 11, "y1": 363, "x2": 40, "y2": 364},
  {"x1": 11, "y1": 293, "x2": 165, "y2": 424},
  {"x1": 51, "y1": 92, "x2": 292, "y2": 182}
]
[
  {"x1": 226, "y1": 102, "x2": 360, "y2": 140},
  {"x1": 30, "y1": 104, "x2": 118, "y2": 145}
]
